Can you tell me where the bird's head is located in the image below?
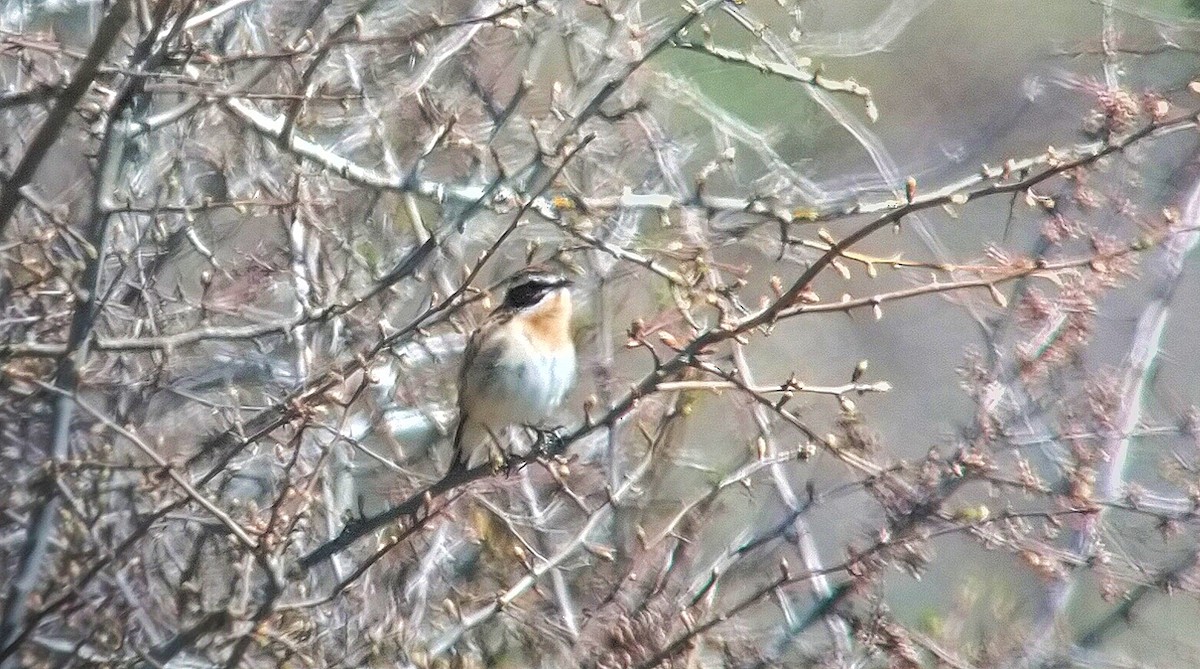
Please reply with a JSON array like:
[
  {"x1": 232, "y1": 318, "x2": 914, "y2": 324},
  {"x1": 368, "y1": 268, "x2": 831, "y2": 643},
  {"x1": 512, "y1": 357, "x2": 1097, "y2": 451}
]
[
  {"x1": 501, "y1": 267, "x2": 573, "y2": 312},
  {"x1": 500, "y1": 266, "x2": 575, "y2": 344}
]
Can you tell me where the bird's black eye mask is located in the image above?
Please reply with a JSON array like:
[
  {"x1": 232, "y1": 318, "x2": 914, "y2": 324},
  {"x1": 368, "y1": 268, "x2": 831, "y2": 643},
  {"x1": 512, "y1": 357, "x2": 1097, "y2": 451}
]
[{"x1": 503, "y1": 277, "x2": 571, "y2": 309}]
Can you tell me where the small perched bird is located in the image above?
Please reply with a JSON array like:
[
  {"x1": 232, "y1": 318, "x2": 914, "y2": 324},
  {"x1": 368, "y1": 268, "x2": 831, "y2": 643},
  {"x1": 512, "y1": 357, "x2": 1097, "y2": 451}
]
[{"x1": 451, "y1": 266, "x2": 576, "y2": 472}]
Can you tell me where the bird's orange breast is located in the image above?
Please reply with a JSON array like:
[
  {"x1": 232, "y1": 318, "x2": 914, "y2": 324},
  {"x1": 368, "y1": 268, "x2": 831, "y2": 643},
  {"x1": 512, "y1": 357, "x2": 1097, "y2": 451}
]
[{"x1": 518, "y1": 290, "x2": 573, "y2": 351}]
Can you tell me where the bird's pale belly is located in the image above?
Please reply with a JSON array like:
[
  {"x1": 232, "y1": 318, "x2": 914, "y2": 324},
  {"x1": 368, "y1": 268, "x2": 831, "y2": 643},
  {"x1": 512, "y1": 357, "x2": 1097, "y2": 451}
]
[{"x1": 474, "y1": 350, "x2": 575, "y2": 428}]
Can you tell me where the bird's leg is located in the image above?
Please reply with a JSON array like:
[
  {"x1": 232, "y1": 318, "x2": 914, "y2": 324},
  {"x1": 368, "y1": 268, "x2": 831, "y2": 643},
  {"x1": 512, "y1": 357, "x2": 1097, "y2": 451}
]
[
  {"x1": 500, "y1": 427, "x2": 529, "y2": 476},
  {"x1": 504, "y1": 454, "x2": 526, "y2": 477},
  {"x1": 485, "y1": 431, "x2": 506, "y2": 475},
  {"x1": 488, "y1": 446, "x2": 507, "y2": 475}
]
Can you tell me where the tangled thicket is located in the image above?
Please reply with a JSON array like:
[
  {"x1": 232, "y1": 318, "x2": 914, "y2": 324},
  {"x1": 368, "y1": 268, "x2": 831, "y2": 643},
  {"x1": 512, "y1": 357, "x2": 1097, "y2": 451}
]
[{"x1": 2, "y1": 1, "x2": 1200, "y2": 667}]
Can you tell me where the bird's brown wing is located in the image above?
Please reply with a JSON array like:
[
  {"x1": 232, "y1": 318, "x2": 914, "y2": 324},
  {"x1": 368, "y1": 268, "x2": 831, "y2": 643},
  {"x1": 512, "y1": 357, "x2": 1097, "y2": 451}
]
[{"x1": 451, "y1": 315, "x2": 509, "y2": 468}]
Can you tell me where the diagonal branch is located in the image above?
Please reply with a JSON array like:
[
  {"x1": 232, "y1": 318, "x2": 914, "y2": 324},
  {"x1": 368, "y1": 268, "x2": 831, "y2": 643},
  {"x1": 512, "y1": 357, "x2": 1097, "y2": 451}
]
[{"x1": 0, "y1": 1, "x2": 131, "y2": 237}]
